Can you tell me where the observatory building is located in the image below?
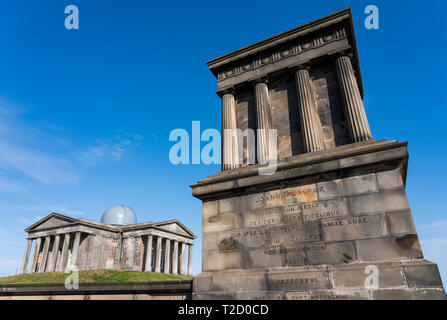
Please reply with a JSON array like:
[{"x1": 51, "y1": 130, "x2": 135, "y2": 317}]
[{"x1": 19, "y1": 206, "x2": 196, "y2": 275}]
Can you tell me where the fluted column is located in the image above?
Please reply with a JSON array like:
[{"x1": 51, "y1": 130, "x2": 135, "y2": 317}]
[
  {"x1": 144, "y1": 235, "x2": 153, "y2": 272},
  {"x1": 20, "y1": 239, "x2": 33, "y2": 274},
  {"x1": 30, "y1": 237, "x2": 42, "y2": 273},
  {"x1": 172, "y1": 241, "x2": 178, "y2": 275},
  {"x1": 335, "y1": 55, "x2": 372, "y2": 142},
  {"x1": 295, "y1": 68, "x2": 325, "y2": 152},
  {"x1": 254, "y1": 82, "x2": 273, "y2": 164},
  {"x1": 58, "y1": 233, "x2": 70, "y2": 272},
  {"x1": 154, "y1": 236, "x2": 162, "y2": 273},
  {"x1": 222, "y1": 93, "x2": 240, "y2": 171},
  {"x1": 187, "y1": 244, "x2": 193, "y2": 276},
  {"x1": 48, "y1": 235, "x2": 60, "y2": 272},
  {"x1": 38, "y1": 236, "x2": 50, "y2": 273},
  {"x1": 68, "y1": 232, "x2": 81, "y2": 271},
  {"x1": 164, "y1": 239, "x2": 171, "y2": 274},
  {"x1": 179, "y1": 242, "x2": 186, "y2": 275}
]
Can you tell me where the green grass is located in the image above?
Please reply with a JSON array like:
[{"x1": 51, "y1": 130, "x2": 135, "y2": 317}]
[{"x1": 0, "y1": 270, "x2": 193, "y2": 284}]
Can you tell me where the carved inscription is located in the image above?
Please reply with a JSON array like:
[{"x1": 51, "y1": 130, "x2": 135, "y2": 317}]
[
  {"x1": 212, "y1": 183, "x2": 387, "y2": 269},
  {"x1": 245, "y1": 198, "x2": 348, "y2": 228},
  {"x1": 268, "y1": 222, "x2": 322, "y2": 245},
  {"x1": 255, "y1": 184, "x2": 322, "y2": 208}
]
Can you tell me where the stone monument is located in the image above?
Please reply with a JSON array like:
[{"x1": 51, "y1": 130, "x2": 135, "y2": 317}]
[{"x1": 191, "y1": 8, "x2": 446, "y2": 300}]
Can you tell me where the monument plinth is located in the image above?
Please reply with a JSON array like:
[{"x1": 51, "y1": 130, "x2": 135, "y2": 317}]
[{"x1": 191, "y1": 8, "x2": 445, "y2": 300}]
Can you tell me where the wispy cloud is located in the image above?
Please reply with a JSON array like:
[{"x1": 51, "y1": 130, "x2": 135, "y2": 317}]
[
  {"x1": 420, "y1": 219, "x2": 447, "y2": 231},
  {"x1": 77, "y1": 131, "x2": 142, "y2": 165},
  {"x1": 0, "y1": 177, "x2": 26, "y2": 194},
  {"x1": 0, "y1": 140, "x2": 80, "y2": 184},
  {"x1": 0, "y1": 97, "x2": 80, "y2": 185},
  {"x1": 14, "y1": 205, "x2": 85, "y2": 217},
  {"x1": 0, "y1": 97, "x2": 143, "y2": 187}
]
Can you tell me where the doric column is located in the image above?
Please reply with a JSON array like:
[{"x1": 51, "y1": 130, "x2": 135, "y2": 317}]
[
  {"x1": 295, "y1": 67, "x2": 325, "y2": 152},
  {"x1": 254, "y1": 81, "x2": 273, "y2": 164},
  {"x1": 154, "y1": 236, "x2": 162, "y2": 273},
  {"x1": 58, "y1": 233, "x2": 70, "y2": 272},
  {"x1": 179, "y1": 242, "x2": 186, "y2": 275},
  {"x1": 144, "y1": 235, "x2": 153, "y2": 272},
  {"x1": 48, "y1": 235, "x2": 60, "y2": 272},
  {"x1": 221, "y1": 93, "x2": 240, "y2": 171},
  {"x1": 20, "y1": 239, "x2": 33, "y2": 274},
  {"x1": 38, "y1": 236, "x2": 50, "y2": 273},
  {"x1": 30, "y1": 237, "x2": 42, "y2": 273},
  {"x1": 172, "y1": 241, "x2": 178, "y2": 275},
  {"x1": 164, "y1": 239, "x2": 171, "y2": 274},
  {"x1": 68, "y1": 232, "x2": 81, "y2": 271},
  {"x1": 335, "y1": 55, "x2": 372, "y2": 142},
  {"x1": 187, "y1": 244, "x2": 193, "y2": 276}
]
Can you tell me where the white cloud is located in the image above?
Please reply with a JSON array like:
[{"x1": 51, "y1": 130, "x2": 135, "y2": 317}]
[
  {"x1": 0, "y1": 140, "x2": 80, "y2": 184},
  {"x1": 0, "y1": 97, "x2": 142, "y2": 186},
  {"x1": 0, "y1": 178, "x2": 26, "y2": 193},
  {"x1": 14, "y1": 205, "x2": 84, "y2": 217},
  {"x1": 77, "y1": 132, "x2": 142, "y2": 165},
  {"x1": 420, "y1": 219, "x2": 447, "y2": 231},
  {"x1": 0, "y1": 97, "x2": 80, "y2": 185}
]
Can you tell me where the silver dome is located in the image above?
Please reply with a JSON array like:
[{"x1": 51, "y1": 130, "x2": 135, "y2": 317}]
[{"x1": 101, "y1": 205, "x2": 137, "y2": 226}]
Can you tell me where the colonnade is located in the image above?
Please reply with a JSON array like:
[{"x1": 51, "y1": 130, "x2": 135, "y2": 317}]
[
  {"x1": 20, "y1": 232, "x2": 193, "y2": 275},
  {"x1": 143, "y1": 235, "x2": 193, "y2": 275},
  {"x1": 221, "y1": 54, "x2": 372, "y2": 169},
  {"x1": 20, "y1": 232, "x2": 81, "y2": 274}
]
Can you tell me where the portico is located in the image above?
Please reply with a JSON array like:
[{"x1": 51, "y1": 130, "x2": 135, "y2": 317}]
[{"x1": 20, "y1": 212, "x2": 196, "y2": 275}]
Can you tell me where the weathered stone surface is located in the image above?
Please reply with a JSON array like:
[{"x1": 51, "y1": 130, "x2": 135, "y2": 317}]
[
  {"x1": 330, "y1": 261, "x2": 406, "y2": 289},
  {"x1": 301, "y1": 198, "x2": 349, "y2": 221},
  {"x1": 202, "y1": 251, "x2": 243, "y2": 271},
  {"x1": 307, "y1": 241, "x2": 355, "y2": 265},
  {"x1": 322, "y1": 214, "x2": 388, "y2": 242},
  {"x1": 203, "y1": 212, "x2": 242, "y2": 233},
  {"x1": 267, "y1": 269, "x2": 330, "y2": 292},
  {"x1": 387, "y1": 210, "x2": 417, "y2": 235},
  {"x1": 247, "y1": 247, "x2": 285, "y2": 268},
  {"x1": 202, "y1": 201, "x2": 218, "y2": 218},
  {"x1": 371, "y1": 288, "x2": 446, "y2": 300},
  {"x1": 356, "y1": 236, "x2": 423, "y2": 261},
  {"x1": 340, "y1": 173, "x2": 378, "y2": 195},
  {"x1": 405, "y1": 262, "x2": 444, "y2": 288},
  {"x1": 376, "y1": 168, "x2": 404, "y2": 190},
  {"x1": 348, "y1": 189, "x2": 410, "y2": 215}
]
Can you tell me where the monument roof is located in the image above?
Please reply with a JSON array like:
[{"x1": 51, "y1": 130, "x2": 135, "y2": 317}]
[
  {"x1": 206, "y1": 7, "x2": 363, "y2": 97},
  {"x1": 24, "y1": 212, "x2": 196, "y2": 239}
]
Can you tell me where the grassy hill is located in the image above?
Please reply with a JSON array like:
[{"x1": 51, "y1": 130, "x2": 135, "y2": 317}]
[{"x1": 0, "y1": 270, "x2": 193, "y2": 284}]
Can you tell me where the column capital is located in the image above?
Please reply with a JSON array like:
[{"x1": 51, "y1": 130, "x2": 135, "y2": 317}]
[
  {"x1": 216, "y1": 87, "x2": 236, "y2": 97},
  {"x1": 330, "y1": 50, "x2": 354, "y2": 61},
  {"x1": 251, "y1": 76, "x2": 269, "y2": 86},
  {"x1": 294, "y1": 63, "x2": 311, "y2": 72}
]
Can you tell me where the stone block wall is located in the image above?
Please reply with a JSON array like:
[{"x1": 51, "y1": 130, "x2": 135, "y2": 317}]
[{"x1": 201, "y1": 165, "x2": 424, "y2": 273}]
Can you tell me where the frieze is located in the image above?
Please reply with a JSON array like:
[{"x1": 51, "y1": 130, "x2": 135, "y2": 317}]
[{"x1": 217, "y1": 27, "x2": 346, "y2": 82}]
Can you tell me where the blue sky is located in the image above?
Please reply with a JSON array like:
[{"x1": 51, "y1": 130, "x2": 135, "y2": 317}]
[{"x1": 0, "y1": 0, "x2": 446, "y2": 285}]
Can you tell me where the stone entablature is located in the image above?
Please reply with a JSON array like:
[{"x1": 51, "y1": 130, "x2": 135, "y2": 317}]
[
  {"x1": 208, "y1": 8, "x2": 362, "y2": 96},
  {"x1": 20, "y1": 213, "x2": 196, "y2": 275}
]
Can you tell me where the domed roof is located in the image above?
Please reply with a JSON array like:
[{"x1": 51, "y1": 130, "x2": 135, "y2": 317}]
[{"x1": 101, "y1": 205, "x2": 137, "y2": 226}]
